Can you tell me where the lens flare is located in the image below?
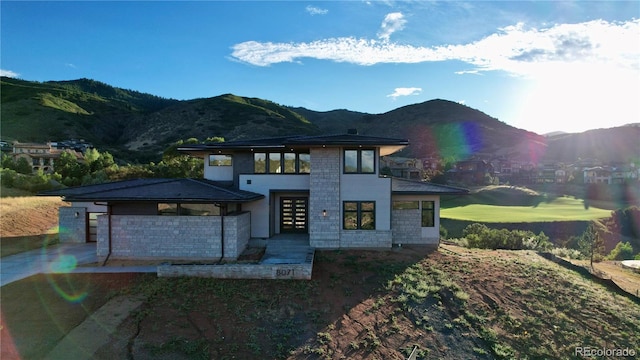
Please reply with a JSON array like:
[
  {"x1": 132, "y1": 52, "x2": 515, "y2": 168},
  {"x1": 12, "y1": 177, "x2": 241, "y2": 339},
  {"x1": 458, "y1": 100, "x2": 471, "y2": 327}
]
[{"x1": 41, "y1": 238, "x2": 88, "y2": 303}]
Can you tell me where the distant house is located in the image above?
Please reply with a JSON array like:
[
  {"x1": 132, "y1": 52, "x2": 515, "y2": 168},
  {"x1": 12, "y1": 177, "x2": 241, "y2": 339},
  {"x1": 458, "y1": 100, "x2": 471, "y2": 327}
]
[
  {"x1": 43, "y1": 132, "x2": 467, "y2": 263},
  {"x1": 380, "y1": 156, "x2": 423, "y2": 180},
  {"x1": 584, "y1": 166, "x2": 612, "y2": 184},
  {"x1": 12, "y1": 142, "x2": 84, "y2": 173},
  {"x1": 447, "y1": 160, "x2": 494, "y2": 185}
]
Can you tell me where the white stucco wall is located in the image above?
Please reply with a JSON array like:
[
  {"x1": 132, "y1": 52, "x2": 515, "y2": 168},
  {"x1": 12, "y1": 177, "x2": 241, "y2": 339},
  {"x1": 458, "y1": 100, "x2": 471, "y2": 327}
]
[
  {"x1": 204, "y1": 155, "x2": 234, "y2": 181},
  {"x1": 239, "y1": 174, "x2": 310, "y2": 238},
  {"x1": 340, "y1": 173, "x2": 392, "y2": 231}
]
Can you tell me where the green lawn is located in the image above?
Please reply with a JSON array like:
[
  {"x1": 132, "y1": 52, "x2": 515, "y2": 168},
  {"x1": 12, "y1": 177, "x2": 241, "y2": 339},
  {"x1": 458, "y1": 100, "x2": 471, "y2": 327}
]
[{"x1": 441, "y1": 196, "x2": 612, "y2": 222}]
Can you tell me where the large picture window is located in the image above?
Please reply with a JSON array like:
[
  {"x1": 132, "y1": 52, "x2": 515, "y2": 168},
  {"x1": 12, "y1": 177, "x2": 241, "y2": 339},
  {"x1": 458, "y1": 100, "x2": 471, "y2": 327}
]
[
  {"x1": 209, "y1": 154, "x2": 232, "y2": 166},
  {"x1": 344, "y1": 149, "x2": 375, "y2": 174},
  {"x1": 421, "y1": 201, "x2": 435, "y2": 227},
  {"x1": 343, "y1": 201, "x2": 375, "y2": 230},
  {"x1": 253, "y1": 152, "x2": 310, "y2": 174}
]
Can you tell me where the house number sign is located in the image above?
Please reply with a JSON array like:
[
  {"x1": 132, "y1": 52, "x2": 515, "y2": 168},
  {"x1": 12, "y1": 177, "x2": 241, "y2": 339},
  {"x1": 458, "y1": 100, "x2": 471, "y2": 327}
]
[{"x1": 276, "y1": 268, "x2": 295, "y2": 277}]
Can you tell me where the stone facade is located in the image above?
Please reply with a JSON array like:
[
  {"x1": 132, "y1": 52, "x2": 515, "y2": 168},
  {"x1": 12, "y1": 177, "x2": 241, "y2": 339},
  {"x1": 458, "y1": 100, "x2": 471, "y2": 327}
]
[
  {"x1": 309, "y1": 148, "x2": 341, "y2": 248},
  {"x1": 340, "y1": 230, "x2": 392, "y2": 248},
  {"x1": 97, "y1": 212, "x2": 251, "y2": 261},
  {"x1": 58, "y1": 207, "x2": 87, "y2": 243},
  {"x1": 392, "y1": 209, "x2": 422, "y2": 244}
]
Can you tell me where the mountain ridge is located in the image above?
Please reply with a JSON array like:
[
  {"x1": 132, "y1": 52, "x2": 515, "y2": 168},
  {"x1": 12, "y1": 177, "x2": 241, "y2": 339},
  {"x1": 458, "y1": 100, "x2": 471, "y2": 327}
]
[{"x1": 1, "y1": 76, "x2": 637, "y2": 164}]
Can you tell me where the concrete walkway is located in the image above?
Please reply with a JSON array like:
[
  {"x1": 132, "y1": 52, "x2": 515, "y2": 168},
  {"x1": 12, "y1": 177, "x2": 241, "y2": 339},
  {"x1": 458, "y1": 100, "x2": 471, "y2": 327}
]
[
  {"x1": 260, "y1": 234, "x2": 315, "y2": 265},
  {"x1": 1, "y1": 243, "x2": 156, "y2": 287}
]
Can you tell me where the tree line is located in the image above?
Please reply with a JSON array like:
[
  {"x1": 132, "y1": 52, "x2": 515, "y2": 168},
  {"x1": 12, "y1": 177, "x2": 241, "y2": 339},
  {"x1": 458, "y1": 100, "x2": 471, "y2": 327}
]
[{"x1": 0, "y1": 137, "x2": 221, "y2": 192}]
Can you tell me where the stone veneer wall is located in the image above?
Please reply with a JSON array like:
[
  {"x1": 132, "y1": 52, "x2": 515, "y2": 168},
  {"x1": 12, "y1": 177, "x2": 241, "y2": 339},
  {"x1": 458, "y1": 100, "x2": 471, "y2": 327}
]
[
  {"x1": 58, "y1": 207, "x2": 87, "y2": 243},
  {"x1": 222, "y1": 212, "x2": 251, "y2": 259},
  {"x1": 309, "y1": 148, "x2": 341, "y2": 248},
  {"x1": 392, "y1": 209, "x2": 423, "y2": 244},
  {"x1": 340, "y1": 230, "x2": 392, "y2": 248},
  {"x1": 97, "y1": 213, "x2": 250, "y2": 261}
]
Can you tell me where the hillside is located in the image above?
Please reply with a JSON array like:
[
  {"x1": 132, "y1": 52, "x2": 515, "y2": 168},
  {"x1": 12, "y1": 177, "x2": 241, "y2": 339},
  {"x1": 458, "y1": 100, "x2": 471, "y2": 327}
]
[
  {"x1": 2, "y1": 246, "x2": 639, "y2": 359},
  {"x1": 2, "y1": 77, "x2": 637, "y2": 164},
  {"x1": 543, "y1": 126, "x2": 640, "y2": 163}
]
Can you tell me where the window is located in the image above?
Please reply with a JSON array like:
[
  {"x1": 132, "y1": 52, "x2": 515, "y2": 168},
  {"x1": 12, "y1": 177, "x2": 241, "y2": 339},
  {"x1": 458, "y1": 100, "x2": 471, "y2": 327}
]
[
  {"x1": 343, "y1": 201, "x2": 375, "y2": 230},
  {"x1": 344, "y1": 149, "x2": 375, "y2": 174},
  {"x1": 253, "y1": 152, "x2": 310, "y2": 174},
  {"x1": 284, "y1": 153, "x2": 296, "y2": 173},
  {"x1": 298, "y1": 153, "x2": 311, "y2": 173},
  {"x1": 209, "y1": 154, "x2": 232, "y2": 166},
  {"x1": 158, "y1": 203, "x2": 178, "y2": 215},
  {"x1": 159, "y1": 203, "x2": 221, "y2": 216},
  {"x1": 269, "y1": 153, "x2": 282, "y2": 173},
  {"x1": 393, "y1": 201, "x2": 419, "y2": 210},
  {"x1": 254, "y1": 153, "x2": 266, "y2": 173},
  {"x1": 421, "y1": 201, "x2": 435, "y2": 227}
]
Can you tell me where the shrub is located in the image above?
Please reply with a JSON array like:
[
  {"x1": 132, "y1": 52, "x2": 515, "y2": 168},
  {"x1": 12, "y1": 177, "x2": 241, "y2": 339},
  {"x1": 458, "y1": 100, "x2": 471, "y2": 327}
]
[
  {"x1": 551, "y1": 247, "x2": 583, "y2": 259},
  {"x1": 607, "y1": 242, "x2": 634, "y2": 260},
  {"x1": 439, "y1": 225, "x2": 448, "y2": 239},
  {"x1": 462, "y1": 223, "x2": 552, "y2": 251}
]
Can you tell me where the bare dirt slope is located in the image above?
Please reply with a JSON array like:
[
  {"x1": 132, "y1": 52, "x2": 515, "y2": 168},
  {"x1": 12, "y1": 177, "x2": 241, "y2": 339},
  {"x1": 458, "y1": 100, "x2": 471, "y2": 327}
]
[{"x1": 0, "y1": 196, "x2": 66, "y2": 237}]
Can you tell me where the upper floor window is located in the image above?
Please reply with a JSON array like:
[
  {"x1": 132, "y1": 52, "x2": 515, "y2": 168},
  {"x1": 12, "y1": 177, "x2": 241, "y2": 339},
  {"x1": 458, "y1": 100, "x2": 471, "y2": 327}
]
[
  {"x1": 254, "y1": 152, "x2": 310, "y2": 174},
  {"x1": 209, "y1": 154, "x2": 232, "y2": 166},
  {"x1": 344, "y1": 149, "x2": 375, "y2": 174}
]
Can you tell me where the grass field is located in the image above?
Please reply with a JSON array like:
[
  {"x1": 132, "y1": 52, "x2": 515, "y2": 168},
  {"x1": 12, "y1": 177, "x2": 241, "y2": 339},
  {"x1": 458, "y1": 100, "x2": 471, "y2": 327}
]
[
  {"x1": 441, "y1": 196, "x2": 611, "y2": 222},
  {"x1": 441, "y1": 186, "x2": 613, "y2": 223}
]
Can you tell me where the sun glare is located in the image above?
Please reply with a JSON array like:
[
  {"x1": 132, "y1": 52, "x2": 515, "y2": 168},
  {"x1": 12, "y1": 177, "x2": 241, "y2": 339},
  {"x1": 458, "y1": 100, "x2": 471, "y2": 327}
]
[{"x1": 511, "y1": 63, "x2": 639, "y2": 134}]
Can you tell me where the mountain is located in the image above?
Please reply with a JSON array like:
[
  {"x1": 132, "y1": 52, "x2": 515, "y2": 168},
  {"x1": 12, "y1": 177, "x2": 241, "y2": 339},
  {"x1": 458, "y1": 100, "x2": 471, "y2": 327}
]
[
  {"x1": 1, "y1": 76, "x2": 637, "y2": 165},
  {"x1": 543, "y1": 126, "x2": 640, "y2": 163},
  {"x1": 1, "y1": 77, "x2": 320, "y2": 162}
]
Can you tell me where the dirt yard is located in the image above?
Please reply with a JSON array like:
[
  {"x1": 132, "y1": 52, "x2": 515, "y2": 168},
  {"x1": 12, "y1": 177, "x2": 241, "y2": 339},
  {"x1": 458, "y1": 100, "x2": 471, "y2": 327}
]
[
  {"x1": 0, "y1": 196, "x2": 66, "y2": 237},
  {"x1": 2, "y1": 196, "x2": 640, "y2": 359}
]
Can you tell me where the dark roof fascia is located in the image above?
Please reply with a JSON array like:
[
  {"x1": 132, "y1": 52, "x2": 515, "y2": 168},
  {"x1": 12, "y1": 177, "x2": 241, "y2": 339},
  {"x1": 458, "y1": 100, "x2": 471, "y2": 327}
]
[
  {"x1": 62, "y1": 196, "x2": 262, "y2": 203},
  {"x1": 177, "y1": 134, "x2": 409, "y2": 152},
  {"x1": 284, "y1": 134, "x2": 409, "y2": 146}
]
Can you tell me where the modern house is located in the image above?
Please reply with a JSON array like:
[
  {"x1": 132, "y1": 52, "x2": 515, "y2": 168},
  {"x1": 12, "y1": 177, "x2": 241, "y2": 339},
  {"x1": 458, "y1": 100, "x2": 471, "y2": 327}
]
[{"x1": 43, "y1": 131, "x2": 468, "y2": 263}]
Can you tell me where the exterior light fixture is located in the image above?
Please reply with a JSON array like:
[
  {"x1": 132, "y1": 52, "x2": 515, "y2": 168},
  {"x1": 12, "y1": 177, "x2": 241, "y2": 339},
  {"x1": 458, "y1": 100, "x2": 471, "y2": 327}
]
[
  {"x1": 322, "y1": 209, "x2": 327, "y2": 217},
  {"x1": 74, "y1": 212, "x2": 80, "y2": 218}
]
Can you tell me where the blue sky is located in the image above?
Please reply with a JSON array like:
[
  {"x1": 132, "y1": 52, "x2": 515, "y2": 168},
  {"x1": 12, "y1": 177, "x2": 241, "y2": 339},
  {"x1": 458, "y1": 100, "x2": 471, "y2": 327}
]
[{"x1": 2, "y1": 1, "x2": 638, "y2": 135}]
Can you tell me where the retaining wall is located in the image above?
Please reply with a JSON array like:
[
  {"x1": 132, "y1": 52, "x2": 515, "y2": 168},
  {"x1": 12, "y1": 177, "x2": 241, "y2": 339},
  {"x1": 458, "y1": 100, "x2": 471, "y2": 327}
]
[{"x1": 157, "y1": 262, "x2": 313, "y2": 280}]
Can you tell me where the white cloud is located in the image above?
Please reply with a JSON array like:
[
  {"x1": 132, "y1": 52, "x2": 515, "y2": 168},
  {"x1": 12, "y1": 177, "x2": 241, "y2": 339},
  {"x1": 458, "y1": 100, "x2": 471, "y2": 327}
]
[
  {"x1": 0, "y1": 69, "x2": 19, "y2": 78},
  {"x1": 230, "y1": 19, "x2": 640, "y2": 78},
  {"x1": 306, "y1": 5, "x2": 328, "y2": 16},
  {"x1": 387, "y1": 87, "x2": 422, "y2": 99},
  {"x1": 377, "y1": 12, "x2": 406, "y2": 41}
]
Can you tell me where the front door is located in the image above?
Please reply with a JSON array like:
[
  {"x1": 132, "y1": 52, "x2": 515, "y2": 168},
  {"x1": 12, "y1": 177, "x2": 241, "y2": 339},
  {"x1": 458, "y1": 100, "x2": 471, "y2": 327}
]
[{"x1": 280, "y1": 197, "x2": 308, "y2": 233}]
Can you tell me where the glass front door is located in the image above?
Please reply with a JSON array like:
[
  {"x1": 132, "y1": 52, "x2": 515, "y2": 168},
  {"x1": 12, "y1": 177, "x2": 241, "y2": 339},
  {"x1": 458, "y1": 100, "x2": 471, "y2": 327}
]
[{"x1": 280, "y1": 197, "x2": 308, "y2": 233}]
